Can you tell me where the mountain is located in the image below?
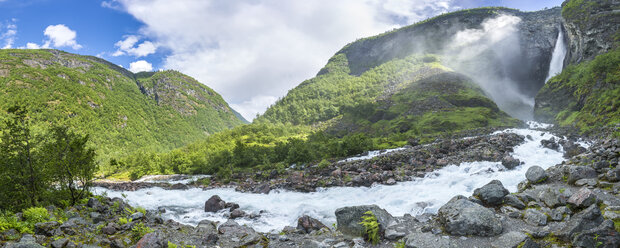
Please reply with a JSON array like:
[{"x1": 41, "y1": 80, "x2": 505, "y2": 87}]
[
  {"x1": 534, "y1": 0, "x2": 619, "y2": 134},
  {"x1": 258, "y1": 7, "x2": 565, "y2": 137},
  {"x1": 0, "y1": 49, "x2": 245, "y2": 160}
]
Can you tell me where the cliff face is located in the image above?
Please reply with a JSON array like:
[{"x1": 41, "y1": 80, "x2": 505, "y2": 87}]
[
  {"x1": 332, "y1": 7, "x2": 561, "y2": 98},
  {"x1": 562, "y1": 0, "x2": 620, "y2": 65}
]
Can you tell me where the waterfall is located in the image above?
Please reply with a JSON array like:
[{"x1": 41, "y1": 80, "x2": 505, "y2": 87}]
[{"x1": 545, "y1": 27, "x2": 567, "y2": 82}]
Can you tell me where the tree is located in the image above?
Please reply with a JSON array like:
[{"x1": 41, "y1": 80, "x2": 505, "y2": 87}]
[
  {"x1": 0, "y1": 105, "x2": 47, "y2": 210},
  {"x1": 43, "y1": 126, "x2": 97, "y2": 206}
]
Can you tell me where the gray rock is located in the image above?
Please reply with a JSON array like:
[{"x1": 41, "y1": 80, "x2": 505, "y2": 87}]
[
  {"x1": 574, "y1": 178, "x2": 597, "y2": 187},
  {"x1": 34, "y1": 221, "x2": 59, "y2": 236},
  {"x1": 335, "y1": 205, "x2": 395, "y2": 237},
  {"x1": 526, "y1": 166, "x2": 547, "y2": 184},
  {"x1": 472, "y1": 180, "x2": 509, "y2": 206},
  {"x1": 404, "y1": 232, "x2": 453, "y2": 248},
  {"x1": 204, "y1": 195, "x2": 226, "y2": 212},
  {"x1": 5, "y1": 234, "x2": 45, "y2": 248},
  {"x1": 606, "y1": 168, "x2": 620, "y2": 182},
  {"x1": 296, "y1": 215, "x2": 327, "y2": 234},
  {"x1": 218, "y1": 220, "x2": 256, "y2": 238},
  {"x1": 524, "y1": 209, "x2": 548, "y2": 226},
  {"x1": 230, "y1": 209, "x2": 245, "y2": 219},
  {"x1": 501, "y1": 206, "x2": 523, "y2": 218},
  {"x1": 130, "y1": 211, "x2": 144, "y2": 221},
  {"x1": 504, "y1": 194, "x2": 526, "y2": 209},
  {"x1": 491, "y1": 231, "x2": 529, "y2": 248},
  {"x1": 195, "y1": 219, "x2": 218, "y2": 234},
  {"x1": 571, "y1": 220, "x2": 620, "y2": 248},
  {"x1": 567, "y1": 187, "x2": 597, "y2": 208},
  {"x1": 384, "y1": 223, "x2": 408, "y2": 240},
  {"x1": 566, "y1": 166, "x2": 597, "y2": 185},
  {"x1": 438, "y1": 195, "x2": 502, "y2": 236},
  {"x1": 556, "y1": 204, "x2": 605, "y2": 241},
  {"x1": 50, "y1": 238, "x2": 68, "y2": 248},
  {"x1": 537, "y1": 187, "x2": 566, "y2": 208},
  {"x1": 502, "y1": 156, "x2": 521, "y2": 169}
]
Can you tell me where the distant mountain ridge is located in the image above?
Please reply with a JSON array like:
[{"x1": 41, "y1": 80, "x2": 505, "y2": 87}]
[{"x1": 0, "y1": 49, "x2": 246, "y2": 160}]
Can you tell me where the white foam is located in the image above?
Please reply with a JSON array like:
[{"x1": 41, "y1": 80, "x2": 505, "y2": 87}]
[
  {"x1": 338, "y1": 147, "x2": 406, "y2": 163},
  {"x1": 94, "y1": 128, "x2": 564, "y2": 233}
]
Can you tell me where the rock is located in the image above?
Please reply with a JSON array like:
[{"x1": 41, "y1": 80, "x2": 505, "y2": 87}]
[
  {"x1": 566, "y1": 166, "x2": 597, "y2": 185},
  {"x1": 524, "y1": 209, "x2": 547, "y2": 226},
  {"x1": 229, "y1": 209, "x2": 245, "y2": 219},
  {"x1": 472, "y1": 180, "x2": 509, "y2": 206},
  {"x1": 537, "y1": 187, "x2": 566, "y2": 208},
  {"x1": 136, "y1": 232, "x2": 162, "y2": 248},
  {"x1": 34, "y1": 221, "x2": 59, "y2": 236},
  {"x1": 50, "y1": 238, "x2": 68, "y2": 248},
  {"x1": 101, "y1": 222, "x2": 118, "y2": 235},
  {"x1": 335, "y1": 205, "x2": 395, "y2": 237},
  {"x1": 502, "y1": 156, "x2": 521, "y2": 169},
  {"x1": 525, "y1": 166, "x2": 547, "y2": 184},
  {"x1": 225, "y1": 202, "x2": 240, "y2": 211},
  {"x1": 567, "y1": 187, "x2": 597, "y2": 208},
  {"x1": 574, "y1": 178, "x2": 597, "y2": 187},
  {"x1": 556, "y1": 204, "x2": 605, "y2": 241},
  {"x1": 218, "y1": 219, "x2": 255, "y2": 237},
  {"x1": 438, "y1": 195, "x2": 503, "y2": 236},
  {"x1": 571, "y1": 220, "x2": 620, "y2": 248},
  {"x1": 195, "y1": 219, "x2": 218, "y2": 234},
  {"x1": 491, "y1": 231, "x2": 529, "y2": 248},
  {"x1": 562, "y1": 142, "x2": 586, "y2": 158},
  {"x1": 384, "y1": 225, "x2": 407, "y2": 240},
  {"x1": 170, "y1": 183, "x2": 189, "y2": 190},
  {"x1": 541, "y1": 137, "x2": 559, "y2": 150},
  {"x1": 504, "y1": 194, "x2": 526, "y2": 209},
  {"x1": 296, "y1": 215, "x2": 327, "y2": 234},
  {"x1": 5, "y1": 234, "x2": 45, "y2": 248},
  {"x1": 386, "y1": 178, "x2": 396, "y2": 185},
  {"x1": 204, "y1": 195, "x2": 226, "y2": 212},
  {"x1": 606, "y1": 168, "x2": 620, "y2": 182},
  {"x1": 253, "y1": 183, "x2": 271, "y2": 194},
  {"x1": 404, "y1": 232, "x2": 453, "y2": 248},
  {"x1": 501, "y1": 206, "x2": 522, "y2": 218},
  {"x1": 130, "y1": 211, "x2": 144, "y2": 220}
]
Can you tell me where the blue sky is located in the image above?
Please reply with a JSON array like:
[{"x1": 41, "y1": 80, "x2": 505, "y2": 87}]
[{"x1": 0, "y1": 0, "x2": 565, "y2": 120}]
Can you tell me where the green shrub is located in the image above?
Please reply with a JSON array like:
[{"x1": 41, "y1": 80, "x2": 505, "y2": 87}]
[
  {"x1": 359, "y1": 211, "x2": 380, "y2": 245},
  {"x1": 0, "y1": 212, "x2": 32, "y2": 234},
  {"x1": 22, "y1": 207, "x2": 50, "y2": 224},
  {"x1": 131, "y1": 222, "x2": 153, "y2": 240},
  {"x1": 118, "y1": 217, "x2": 132, "y2": 225}
]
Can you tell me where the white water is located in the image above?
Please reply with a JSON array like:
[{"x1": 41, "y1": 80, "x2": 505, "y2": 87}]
[
  {"x1": 94, "y1": 127, "x2": 564, "y2": 233},
  {"x1": 545, "y1": 28, "x2": 567, "y2": 82},
  {"x1": 338, "y1": 147, "x2": 406, "y2": 163}
]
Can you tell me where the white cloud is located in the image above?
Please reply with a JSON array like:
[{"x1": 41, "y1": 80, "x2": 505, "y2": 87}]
[
  {"x1": 1, "y1": 21, "x2": 17, "y2": 49},
  {"x1": 128, "y1": 60, "x2": 153, "y2": 73},
  {"x1": 113, "y1": 35, "x2": 157, "y2": 57},
  {"x1": 26, "y1": 42, "x2": 40, "y2": 49},
  {"x1": 114, "y1": 0, "x2": 459, "y2": 120},
  {"x1": 42, "y1": 24, "x2": 82, "y2": 49}
]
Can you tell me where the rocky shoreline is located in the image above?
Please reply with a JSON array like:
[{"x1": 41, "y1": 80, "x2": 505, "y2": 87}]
[{"x1": 3, "y1": 126, "x2": 619, "y2": 247}]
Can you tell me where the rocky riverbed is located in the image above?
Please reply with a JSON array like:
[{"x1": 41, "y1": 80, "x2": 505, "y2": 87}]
[{"x1": 3, "y1": 125, "x2": 619, "y2": 248}]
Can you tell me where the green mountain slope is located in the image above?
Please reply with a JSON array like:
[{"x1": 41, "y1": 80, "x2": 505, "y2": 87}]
[{"x1": 0, "y1": 49, "x2": 245, "y2": 160}]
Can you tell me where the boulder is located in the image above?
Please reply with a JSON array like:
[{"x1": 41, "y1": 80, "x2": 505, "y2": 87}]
[
  {"x1": 540, "y1": 138, "x2": 559, "y2": 150},
  {"x1": 335, "y1": 205, "x2": 395, "y2": 237},
  {"x1": 438, "y1": 195, "x2": 503, "y2": 236},
  {"x1": 229, "y1": 209, "x2": 245, "y2": 219},
  {"x1": 50, "y1": 238, "x2": 68, "y2": 248},
  {"x1": 252, "y1": 183, "x2": 271, "y2": 194},
  {"x1": 566, "y1": 166, "x2": 597, "y2": 185},
  {"x1": 34, "y1": 221, "x2": 59, "y2": 236},
  {"x1": 136, "y1": 232, "x2": 163, "y2": 248},
  {"x1": 296, "y1": 215, "x2": 327, "y2": 234},
  {"x1": 404, "y1": 232, "x2": 453, "y2": 248},
  {"x1": 524, "y1": 209, "x2": 547, "y2": 226},
  {"x1": 500, "y1": 206, "x2": 522, "y2": 218},
  {"x1": 195, "y1": 219, "x2": 218, "y2": 234},
  {"x1": 504, "y1": 194, "x2": 526, "y2": 209},
  {"x1": 571, "y1": 220, "x2": 620, "y2": 248},
  {"x1": 218, "y1": 220, "x2": 255, "y2": 237},
  {"x1": 537, "y1": 187, "x2": 566, "y2": 208},
  {"x1": 4, "y1": 234, "x2": 45, "y2": 248},
  {"x1": 606, "y1": 168, "x2": 620, "y2": 182},
  {"x1": 204, "y1": 195, "x2": 226, "y2": 212},
  {"x1": 501, "y1": 156, "x2": 521, "y2": 169},
  {"x1": 525, "y1": 166, "x2": 547, "y2": 184},
  {"x1": 170, "y1": 183, "x2": 189, "y2": 190},
  {"x1": 473, "y1": 180, "x2": 509, "y2": 206},
  {"x1": 491, "y1": 231, "x2": 530, "y2": 248},
  {"x1": 556, "y1": 204, "x2": 605, "y2": 241},
  {"x1": 567, "y1": 187, "x2": 597, "y2": 208}
]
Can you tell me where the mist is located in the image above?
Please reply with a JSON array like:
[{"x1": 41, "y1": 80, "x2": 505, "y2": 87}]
[{"x1": 441, "y1": 14, "x2": 537, "y2": 120}]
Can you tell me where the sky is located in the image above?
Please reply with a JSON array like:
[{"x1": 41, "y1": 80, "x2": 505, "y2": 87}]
[{"x1": 0, "y1": 0, "x2": 564, "y2": 121}]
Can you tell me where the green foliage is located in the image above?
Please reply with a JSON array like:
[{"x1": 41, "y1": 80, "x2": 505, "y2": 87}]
[
  {"x1": 131, "y1": 222, "x2": 153, "y2": 241},
  {"x1": 359, "y1": 211, "x2": 380, "y2": 245},
  {"x1": 537, "y1": 46, "x2": 620, "y2": 132},
  {"x1": 22, "y1": 207, "x2": 50, "y2": 224},
  {"x1": 118, "y1": 217, "x2": 132, "y2": 225},
  {"x1": 394, "y1": 240, "x2": 406, "y2": 248},
  {"x1": 0, "y1": 49, "x2": 244, "y2": 168},
  {"x1": 168, "y1": 241, "x2": 178, "y2": 248},
  {"x1": 0, "y1": 212, "x2": 32, "y2": 234}
]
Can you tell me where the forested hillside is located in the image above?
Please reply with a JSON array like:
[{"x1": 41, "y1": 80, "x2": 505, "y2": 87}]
[{"x1": 0, "y1": 49, "x2": 245, "y2": 162}]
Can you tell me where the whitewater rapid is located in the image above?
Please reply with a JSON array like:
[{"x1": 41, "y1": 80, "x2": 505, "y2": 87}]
[{"x1": 94, "y1": 127, "x2": 567, "y2": 233}]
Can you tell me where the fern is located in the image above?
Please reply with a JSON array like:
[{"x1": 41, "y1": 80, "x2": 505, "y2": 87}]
[{"x1": 359, "y1": 210, "x2": 380, "y2": 245}]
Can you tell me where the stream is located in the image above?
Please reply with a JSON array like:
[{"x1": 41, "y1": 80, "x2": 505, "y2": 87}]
[{"x1": 94, "y1": 125, "x2": 572, "y2": 233}]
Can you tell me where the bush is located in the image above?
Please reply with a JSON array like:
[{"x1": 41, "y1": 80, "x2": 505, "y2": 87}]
[
  {"x1": 131, "y1": 222, "x2": 153, "y2": 240},
  {"x1": 0, "y1": 212, "x2": 32, "y2": 234},
  {"x1": 22, "y1": 207, "x2": 50, "y2": 224}
]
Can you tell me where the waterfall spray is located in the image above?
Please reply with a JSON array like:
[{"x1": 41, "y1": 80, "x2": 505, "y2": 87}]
[{"x1": 545, "y1": 27, "x2": 567, "y2": 82}]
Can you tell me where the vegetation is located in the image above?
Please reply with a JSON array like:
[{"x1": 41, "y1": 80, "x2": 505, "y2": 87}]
[
  {"x1": 535, "y1": 46, "x2": 619, "y2": 134},
  {"x1": 0, "y1": 49, "x2": 244, "y2": 165},
  {"x1": 0, "y1": 105, "x2": 97, "y2": 211},
  {"x1": 359, "y1": 211, "x2": 380, "y2": 245}
]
